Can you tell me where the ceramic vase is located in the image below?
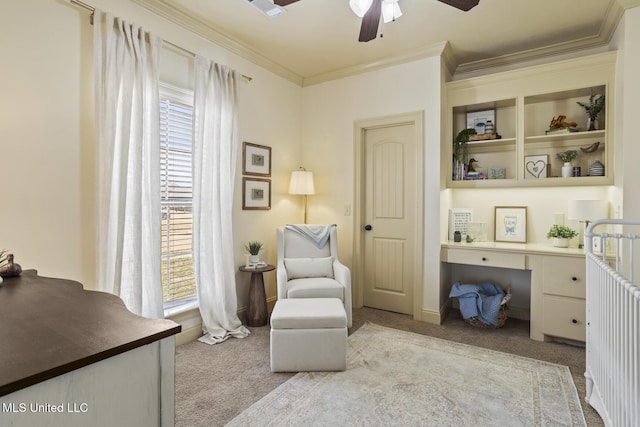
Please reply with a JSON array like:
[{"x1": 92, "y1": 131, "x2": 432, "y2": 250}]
[
  {"x1": 250, "y1": 254, "x2": 260, "y2": 263},
  {"x1": 589, "y1": 160, "x2": 605, "y2": 176},
  {"x1": 561, "y1": 162, "x2": 573, "y2": 178},
  {"x1": 552, "y1": 238, "x2": 570, "y2": 248},
  {"x1": 587, "y1": 117, "x2": 598, "y2": 131}
]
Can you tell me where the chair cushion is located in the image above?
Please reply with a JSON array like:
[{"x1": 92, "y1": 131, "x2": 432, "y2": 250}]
[
  {"x1": 271, "y1": 298, "x2": 347, "y2": 329},
  {"x1": 284, "y1": 256, "x2": 334, "y2": 279},
  {"x1": 287, "y1": 277, "x2": 344, "y2": 300}
]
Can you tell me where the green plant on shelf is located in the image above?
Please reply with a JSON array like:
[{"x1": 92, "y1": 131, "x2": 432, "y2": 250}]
[
  {"x1": 576, "y1": 94, "x2": 605, "y2": 120},
  {"x1": 556, "y1": 150, "x2": 577, "y2": 163}
]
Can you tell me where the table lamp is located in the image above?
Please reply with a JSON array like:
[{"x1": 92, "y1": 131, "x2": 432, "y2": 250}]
[
  {"x1": 568, "y1": 200, "x2": 608, "y2": 249},
  {"x1": 288, "y1": 167, "x2": 315, "y2": 224}
]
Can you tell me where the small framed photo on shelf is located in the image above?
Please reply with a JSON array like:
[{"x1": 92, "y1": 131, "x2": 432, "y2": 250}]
[
  {"x1": 487, "y1": 167, "x2": 506, "y2": 180},
  {"x1": 243, "y1": 142, "x2": 271, "y2": 176},
  {"x1": 466, "y1": 109, "x2": 495, "y2": 135},
  {"x1": 495, "y1": 206, "x2": 527, "y2": 243},
  {"x1": 242, "y1": 177, "x2": 271, "y2": 210},
  {"x1": 524, "y1": 155, "x2": 549, "y2": 179}
]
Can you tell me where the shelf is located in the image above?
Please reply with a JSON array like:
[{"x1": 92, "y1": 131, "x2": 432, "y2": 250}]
[
  {"x1": 468, "y1": 137, "x2": 516, "y2": 148},
  {"x1": 445, "y1": 52, "x2": 615, "y2": 189},
  {"x1": 525, "y1": 130, "x2": 605, "y2": 144}
]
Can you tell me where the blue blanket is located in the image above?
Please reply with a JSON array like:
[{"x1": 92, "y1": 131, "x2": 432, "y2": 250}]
[
  {"x1": 449, "y1": 282, "x2": 505, "y2": 326},
  {"x1": 285, "y1": 224, "x2": 336, "y2": 248}
]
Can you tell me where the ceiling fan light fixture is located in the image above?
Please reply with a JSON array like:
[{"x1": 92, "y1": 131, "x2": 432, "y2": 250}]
[
  {"x1": 381, "y1": 0, "x2": 401, "y2": 23},
  {"x1": 349, "y1": 0, "x2": 373, "y2": 18}
]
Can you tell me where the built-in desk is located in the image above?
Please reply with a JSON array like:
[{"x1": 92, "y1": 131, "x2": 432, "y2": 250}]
[
  {"x1": 0, "y1": 270, "x2": 181, "y2": 426},
  {"x1": 441, "y1": 242, "x2": 588, "y2": 342}
]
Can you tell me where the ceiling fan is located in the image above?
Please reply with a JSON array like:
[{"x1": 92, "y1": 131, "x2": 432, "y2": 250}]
[{"x1": 273, "y1": 0, "x2": 480, "y2": 42}]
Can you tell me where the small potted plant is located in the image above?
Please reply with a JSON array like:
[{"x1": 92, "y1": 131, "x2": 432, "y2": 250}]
[
  {"x1": 576, "y1": 94, "x2": 605, "y2": 131},
  {"x1": 453, "y1": 230, "x2": 462, "y2": 242},
  {"x1": 244, "y1": 241, "x2": 263, "y2": 263},
  {"x1": 546, "y1": 224, "x2": 578, "y2": 248},
  {"x1": 556, "y1": 150, "x2": 578, "y2": 178},
  {"x1": 453, "y1": 128, "x2": 477, "y2": 166}
]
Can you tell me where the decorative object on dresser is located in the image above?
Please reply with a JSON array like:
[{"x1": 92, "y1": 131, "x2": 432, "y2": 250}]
[
  {"x1": 494, "y1": 206, "x2": 527, "y2": 243},
  {"x1": 576, "y1": 93, "x2": 605, "y2": 131},
  {"x1": 453, "y1": 230, "x2": 462, "y2": 242},
  {"x1": 546, "y1": 224, "x2": 578, "y2": 248},
  {"x1": 568, "y1": 200, "x2": 608, "y2": 249}
]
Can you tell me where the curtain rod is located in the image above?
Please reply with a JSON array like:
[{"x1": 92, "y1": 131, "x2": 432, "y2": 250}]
[{"x1": 68, "y1": 0, "x2": 253, "y2": 82}]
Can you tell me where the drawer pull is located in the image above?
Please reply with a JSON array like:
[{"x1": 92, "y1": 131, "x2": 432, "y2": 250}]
[
  {"x1": 572, "y1": 276, "x2": 578, "y2": 281},
  {"x1": 572, "y1": 319, "x2": 578, "y2": 324},
  {"x1": 482, "y1": 257, "x2": 487, "y2": 261}
]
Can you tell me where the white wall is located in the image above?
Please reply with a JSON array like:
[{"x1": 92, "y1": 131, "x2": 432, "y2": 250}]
[
  {"x1": 0, "y1": 0, "x2": 302, "y2": 318},
  {"x1": 300, "y1": 55, "x2": 445, "y2": 318}
]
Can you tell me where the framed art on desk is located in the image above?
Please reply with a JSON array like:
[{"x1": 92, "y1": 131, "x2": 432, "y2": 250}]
[{"x1": 495, "y1": 206, "x2": 527, "y2": 243}]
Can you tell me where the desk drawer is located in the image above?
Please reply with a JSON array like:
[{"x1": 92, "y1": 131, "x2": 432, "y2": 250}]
[
  {"x1": 543, "y1": 256, "x2": 585, "y2": 299},
  {"x1": 445, "y1": 248, "x2": 525, "y2": 270},
  {"x1": 542, "y1": 296, "x2": 586, "y2": 342}
]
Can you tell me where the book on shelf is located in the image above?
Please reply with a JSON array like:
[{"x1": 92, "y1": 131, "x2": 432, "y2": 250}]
[{"x1": 545, "y1": 127, "x2": 579, "y2": 135}]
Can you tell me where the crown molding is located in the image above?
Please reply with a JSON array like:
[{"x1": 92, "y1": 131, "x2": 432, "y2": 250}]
[
  {"x1": 131, "y1": 0, "x2": 304, "y2": 86},
  {"x1": 133, "y1": 0, "x2": 628, "y2": 87},
  {"x1": 455, "y1": 0, "x2": 624, "y2": 76},
  {"x1": 617, "y1": 0, "x2": 640, "y2": 9},
  {"x1": 302, "y1": 41, "x2": 451, "y2": 87}
]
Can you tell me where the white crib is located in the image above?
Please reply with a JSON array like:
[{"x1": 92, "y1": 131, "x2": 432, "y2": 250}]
[{"x1": 585, "y1": 219, "x2": 640, "y2": 427}]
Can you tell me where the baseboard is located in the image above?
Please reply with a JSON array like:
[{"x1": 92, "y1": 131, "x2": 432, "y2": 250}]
[
  {"x1": 416, "y1": 307, "x2": 445, "y2": 325},
  {"x1": 176, "y1": 323, "x2": 203, "y2": 346}
]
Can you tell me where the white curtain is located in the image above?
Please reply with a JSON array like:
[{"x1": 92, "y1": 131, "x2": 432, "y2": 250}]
[
  {"x1": 94, "y1": 10, "x2": 163, "y2": 319},
  {"x1": 193, "y1": 56, "x2": 249, "y2": 344}
]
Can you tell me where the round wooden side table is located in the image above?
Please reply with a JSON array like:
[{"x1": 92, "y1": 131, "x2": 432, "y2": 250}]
[{"x1": 239, "y1": 264, "x2": 275, "y2": 327}]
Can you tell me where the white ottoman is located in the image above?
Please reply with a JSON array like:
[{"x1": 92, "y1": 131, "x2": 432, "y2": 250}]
[{"x1": 270, "y1": 298, "x2": 347, "y2": 373}]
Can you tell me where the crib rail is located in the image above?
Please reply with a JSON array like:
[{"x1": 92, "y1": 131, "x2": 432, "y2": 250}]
[{"x1": 585, "y1": 219, "x2": 640, "y2": 427}]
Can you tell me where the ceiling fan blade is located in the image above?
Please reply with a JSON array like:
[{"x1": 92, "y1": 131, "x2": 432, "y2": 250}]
[
  {"x1": 437, "y1": 0, "x2": 479, "y2": 12},
  {"x1": 359, "y1": 0, "x2": 382, "y2": 42},
  {"x1": 274, "y1": 0, "x2": 300, "y2": 6}
]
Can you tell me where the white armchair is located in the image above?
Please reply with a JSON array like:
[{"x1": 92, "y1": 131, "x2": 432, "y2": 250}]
[{"x1": 276, "y1": 225, "x2": 352, "y2": 327}]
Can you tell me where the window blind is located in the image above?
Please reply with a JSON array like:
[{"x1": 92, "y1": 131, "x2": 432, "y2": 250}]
[{"x1": 160, "y1": 96, "x2": 196, "y2": 305}]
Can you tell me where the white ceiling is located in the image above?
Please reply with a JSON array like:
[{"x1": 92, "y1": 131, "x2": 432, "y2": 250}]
[{"x1": 133, "y1": 0, "x2": 626, "y2": 86}]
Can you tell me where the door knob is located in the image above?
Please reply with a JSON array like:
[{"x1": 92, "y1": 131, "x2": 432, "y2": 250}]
[{"x1": 364, "y1": 224, "x2": 372, "y2": 231}]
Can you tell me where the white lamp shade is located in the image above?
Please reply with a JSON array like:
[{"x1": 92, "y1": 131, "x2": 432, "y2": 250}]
[
  {"x1": 288, "y1": 170, "x2": 315, "y2": 195},
  {"x1": 349, "y1": 0, "x2": 373, "y2": 17},
  {"x1": 382, "y1": 0, "x2": 402, "y2": 23},
  {"x1": 568, "y1": 200, "x2": 608, "y2": 222}
]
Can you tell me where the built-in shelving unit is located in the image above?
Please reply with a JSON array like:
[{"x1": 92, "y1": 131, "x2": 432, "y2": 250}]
[{"x1": 445, "y1": 51, "x2": 616, "y2": 188}]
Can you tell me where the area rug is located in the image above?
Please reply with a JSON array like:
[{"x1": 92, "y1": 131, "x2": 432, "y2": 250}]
[{"x1": 227, "y1": 322, "x2": 586, "y2": 426}]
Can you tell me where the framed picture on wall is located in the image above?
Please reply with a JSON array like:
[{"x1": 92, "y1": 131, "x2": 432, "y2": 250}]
[
  {"x1": 495, "y1": 206, "x2": 527, "y2": 243},
  {"x1": 242, "y1": 177, "x2": 271, "y2": 210},
  {"x1": 243, "y1": 142, "x2": 271, "y2": 176}
]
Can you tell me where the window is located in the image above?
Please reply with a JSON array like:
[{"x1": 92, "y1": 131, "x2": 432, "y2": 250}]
[{"x1": 160, "y1": 84, "x2": 196, "y2": 311}]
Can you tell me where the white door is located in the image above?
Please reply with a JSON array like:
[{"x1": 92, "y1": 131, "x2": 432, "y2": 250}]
[{"x1": 362, "y1": 123, "x2": 417, "y2": 315}]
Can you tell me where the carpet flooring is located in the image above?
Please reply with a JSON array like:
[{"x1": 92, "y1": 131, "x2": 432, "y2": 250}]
[{"x1": 175, "y1": 307, "x2": 604, "y2": 426}]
